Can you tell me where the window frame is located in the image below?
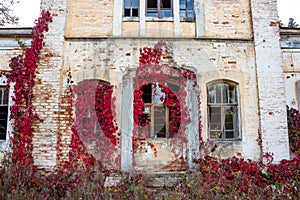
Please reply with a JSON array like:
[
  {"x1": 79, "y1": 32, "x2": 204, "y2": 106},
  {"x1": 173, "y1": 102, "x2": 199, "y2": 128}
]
[
  {"x1": 0, "y1": 75, "x2": 13, "y2": 151},
  {"x1": 179, "y1": 0, "x2": 195, "y2": 21},
  {"x1": 146, "y1": 0, "x2": 173, "y2": 18},
  {"x1": 138, "y1": 82, "x2": 180, "y2": 139},
  {"x1": 124, "y1": 0, "x2": 139, "y2": 18},
  {"x1": 207, "y1": 80, "x2": 241, "y2": 141}
]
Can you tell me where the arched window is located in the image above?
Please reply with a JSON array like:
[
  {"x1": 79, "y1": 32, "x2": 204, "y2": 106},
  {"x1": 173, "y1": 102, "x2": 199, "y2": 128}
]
[{"x1": 207, "y1": 80, "x2": 240, "y2": 140}]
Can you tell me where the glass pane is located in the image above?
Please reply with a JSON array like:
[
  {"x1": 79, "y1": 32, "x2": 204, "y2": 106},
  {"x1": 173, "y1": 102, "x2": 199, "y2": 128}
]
[
  {"x1": 124, "y1": 0, "x2": 131, "y2": 8},
  {"x1": 0, "y1": 105, "x2": 8, "y2": 140},
  {"x1": 224, "y1": 106, "x2": 234, "y2": 130},
  {"x1": 153, "y1": 106, "x2": 166, "y2": 137},
  {"x1": 210, "y1": 131, "x2": 222, "y2": 139},
  {"x1": 209, "y1": 107, "x2": 222, "y2": 132},
  {"x1": 3, "y1": 88, "x2": 9, "y2": 105},
  {"x1": 225, "y1": 131, "x2": 234, "y2": 139},
  {"x1": 187, "y1": 10, "x2": 194, "y2": 19},
  {"x1": 153, "y1": 83, "x2": 165, "y2": 104},
  {"x1": 187, "y1": 0, "x2": 193, "y2": 9},
  {"x1": 148, "y1": 0, "x2": 158, "y2": 8},
  {"x1": 215, "y1": 84, "x2": 222, "y2": 103},
  {"x1": 224, "y1": 106, "x2": 237, "y2": 138},
  {"x1": 208, "y1": 86, "x2": 215, "y2": 103},
  {"x1": 132, "y1": 9, "x2": 139, "y2": 16},
  {"x1": 180, "y1": 10, "x2": 186, "y2": 18},
  {"x1": 160, "y1": 10, "x2": 172, "y2": 17},
  {"x1": 132, "y1": 0, "x2": 139, "y2": 7},
  {"x1": 222, "y1": 84, "x2": 228, "y2": 103},
  {"x1": 124, "y1": 9, "x2": 130, "y2": 16},
  {"x1": 180, "y1": 0, "x2": 186, "y2": 9},
  {"x1": 146, "y1": 9, "x2": 158, "y2": 17},
  {"x1": 141, "y1": 84, "x2": 152, "y2": 103},
  {"x1": 0, "y1": 90, "x2": 2, "y2": 105},
  {"x1": 161, "y1": 0, "x2": 171, "y2": 8},
  {"x1": 229, "y1": 85, "x2": 236, "y2": 103}
]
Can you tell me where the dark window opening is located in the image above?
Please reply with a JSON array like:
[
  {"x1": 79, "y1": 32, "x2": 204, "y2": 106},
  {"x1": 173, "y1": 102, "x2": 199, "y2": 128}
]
[
  {"x1": 138, "y1": 83, "x2": 180, "y2": 138},
  {"x1": 0, "y1": 87, "x2": 9, "y2": 140},
  {"x1": 146, "y1": 0, "x2": 173, "y2": 18}
]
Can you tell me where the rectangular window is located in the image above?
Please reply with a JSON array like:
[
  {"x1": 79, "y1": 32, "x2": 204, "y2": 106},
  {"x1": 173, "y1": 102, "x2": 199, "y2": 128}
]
[
  {"x1": 124, "y1": 0, "x2": 139, "y2": 17},
  {"x1": 146, "y1": 0, "x2": 173, "y2": 18},
  {"x1": 0, "y1": 87, "x2": 9, "y2": 140},
  {"x1": 179, "y1": 0, "x2": 195, "y2": 21},
  {"x1": 138, "y1": 83, "x2": 180, "y2": 138}
]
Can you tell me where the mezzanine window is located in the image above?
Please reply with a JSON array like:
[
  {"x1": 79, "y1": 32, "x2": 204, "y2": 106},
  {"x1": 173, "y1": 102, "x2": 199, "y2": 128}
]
[
  {"x1": 146, "y1": 0, "x2": 173, "y2": 18},
  {"x1": 124, "y1": 0, "x2": 139, "y2": 17}
]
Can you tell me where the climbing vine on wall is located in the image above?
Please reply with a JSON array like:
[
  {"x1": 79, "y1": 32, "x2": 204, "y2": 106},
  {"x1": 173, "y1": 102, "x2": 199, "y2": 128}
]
[
  {"x1": 7, "y1": 10, "x2": 52, "y2": 171},
  {"x1": 133, "y1": 41, "x2": 198, "y2": 168},
  {"x1": 66, "y1": 79, "x2": 120, "y2": 171}
]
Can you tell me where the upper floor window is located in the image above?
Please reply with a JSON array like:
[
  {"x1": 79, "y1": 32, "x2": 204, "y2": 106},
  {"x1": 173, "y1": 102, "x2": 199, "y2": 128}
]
[
  {"x1": 180, "y1": 0, "x2": 194, "y2": 21},
  {"x1": 146, "y1": 0, "x2": 173, "y2": 18},
  {"x1": 124, "y1": 0, "x2": 139, "y2": 17},
  {"x1": 207, "y1": 80, "x2": 240, "y2": 140}
]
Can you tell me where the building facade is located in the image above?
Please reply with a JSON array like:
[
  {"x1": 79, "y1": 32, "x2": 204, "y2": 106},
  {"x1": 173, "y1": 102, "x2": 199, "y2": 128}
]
[{"x1": 0, "y1": 0, "x2": 291, "y2": 171}]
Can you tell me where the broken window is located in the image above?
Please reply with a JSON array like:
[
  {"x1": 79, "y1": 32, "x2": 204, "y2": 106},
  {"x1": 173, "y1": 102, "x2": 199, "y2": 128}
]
[
  {"x1": 146, "y1": 0, "x2": 173, "y2": 18},
  {"x1": 124, "y1": 0, "x2": 139, "y2": 17},
  {"x1": 179, "y1": 0, "x2": 194, "y2": 21},
  {"x1": 0, "y1": 86, "x2": 9, "y2": 140},
  {"x1": 138, "y1": 83, "x2": 180, "y2": 138},
  {"x1": 207, "y1": 81, "x2": 239, "y2": 140}
]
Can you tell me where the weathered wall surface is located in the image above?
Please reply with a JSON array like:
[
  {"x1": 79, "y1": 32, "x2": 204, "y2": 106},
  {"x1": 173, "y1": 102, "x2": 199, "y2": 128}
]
[
  {"x1": 62, "y1": 38, "x2": 260, "y2": 165},
  {"x1": 65, "y1": 0, "x2": 114, "y2": 37},
  {"x1": 14, "y1": 0, "x2": 289, "y2": 170},
  {"x1": 0, "y1": 28, "x2": 32, "y2": 157},
  {"x1": 251, "y1": 0, "x2": 289, "y2": 163},
  {"x1": 281, "y1": 28, "x2": 300, "y2": 110},
  {"x1": 204, "y1": 0, "x2": 252, "y2": 39},
  {"x1": 32, "y1": 0, "x2": 68, "y2": 168}
]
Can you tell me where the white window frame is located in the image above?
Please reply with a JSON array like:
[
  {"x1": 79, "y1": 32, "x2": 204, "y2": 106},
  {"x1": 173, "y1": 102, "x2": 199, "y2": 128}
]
[
  {"x1": 207, "y1": 80, "x2": 241, "y2": 140},
  {"x1": 0, "y1": 75, "x2": 13, "y2": 151}
]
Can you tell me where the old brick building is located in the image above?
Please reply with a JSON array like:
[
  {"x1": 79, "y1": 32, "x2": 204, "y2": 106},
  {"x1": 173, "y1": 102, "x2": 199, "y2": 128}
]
[{"x1": 0, "y1": 0, "x2": 291, "y2": 171}]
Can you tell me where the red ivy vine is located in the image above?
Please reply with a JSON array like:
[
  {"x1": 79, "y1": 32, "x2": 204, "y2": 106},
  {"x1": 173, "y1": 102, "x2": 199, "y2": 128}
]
[
  {"x1": 133, "y1": 41, "x2": 198, "y2": 168},
  {"x1": 7, "y1": 10, "x2": 52, "y2": 172},
  {"x1": 63, "y1": 77, "x2": 120, "y2": 172}
]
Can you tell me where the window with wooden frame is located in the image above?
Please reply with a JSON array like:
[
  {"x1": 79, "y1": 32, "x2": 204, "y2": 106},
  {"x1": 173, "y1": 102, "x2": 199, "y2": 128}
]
[
  {"x1": 146, "y1": 0, "x2": 173, "y2": 18},
  {"x1": 0, "y1": 86, "x2": 9, "y2": 141},
  {"x1": 179, "y1": 0, "x2": 195, "y2": 21},
  {"x1": 124, "y1": 0, "x2": 139, "y2": 17},
  {"x1": 139, "y1": 83, "x2": 180, "y2": 138},
  {"x1": 207, "y1": 81, "x2": 240, "y2": 140}
]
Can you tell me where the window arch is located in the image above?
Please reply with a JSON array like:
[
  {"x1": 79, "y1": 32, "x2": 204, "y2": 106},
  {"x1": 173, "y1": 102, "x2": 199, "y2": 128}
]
[{"x1": 207, "y1": 80, "x2": 240, "y2": 140}]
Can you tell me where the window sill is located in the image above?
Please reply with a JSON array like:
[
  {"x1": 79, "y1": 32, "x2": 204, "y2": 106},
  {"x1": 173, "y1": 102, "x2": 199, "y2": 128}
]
[
  {"x1": 145, "y1": 17, "x2": 174, "y2": 22},
  {"x1": 122, "y1": 17, "x2": 139, "y2": 22}
]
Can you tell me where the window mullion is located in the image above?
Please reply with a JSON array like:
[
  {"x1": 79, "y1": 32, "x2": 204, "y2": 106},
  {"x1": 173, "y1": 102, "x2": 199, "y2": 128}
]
[
  {"x1": 166, "y1": 107, "x2": 169, "y2": 138},
  {"x1": 221, "y1": 106, "x2": 225, "y2": 139}
]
